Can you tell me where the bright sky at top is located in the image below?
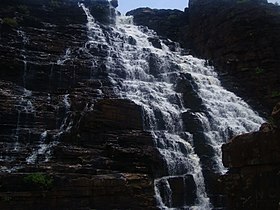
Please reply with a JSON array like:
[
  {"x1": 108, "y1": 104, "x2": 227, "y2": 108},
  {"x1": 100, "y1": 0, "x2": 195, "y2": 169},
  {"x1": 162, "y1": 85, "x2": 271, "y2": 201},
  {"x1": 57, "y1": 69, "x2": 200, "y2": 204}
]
[{"x1": 117, "y1": 0, "x2": 280, "y2": 14}]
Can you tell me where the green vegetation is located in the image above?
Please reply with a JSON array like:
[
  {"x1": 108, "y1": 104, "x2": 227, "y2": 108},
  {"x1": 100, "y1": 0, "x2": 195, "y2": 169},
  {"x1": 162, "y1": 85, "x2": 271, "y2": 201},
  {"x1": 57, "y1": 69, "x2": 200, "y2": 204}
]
[
  {"x1": 168, "y1": 15, "x2": 178, "y2": 21},
  {"x1": 17, "y1": 5, "x2": 30, "y2": 15},
  {"x1": 255, "y1": 67, "x2": 264, "y2": 75},
  {"x1": 268, "y1": 117, "x2": 276, "y2": 126},
  {"x1": 240, "y1": 67, "x2": 249, "y2": 72},
  {"x1": 1, "y1": 195, "x2": 12, "y2": 202},
  {"x1": 271, "y1": 91, "x2": 280, "y2": 98},
  {"x1": 237, "y1": 0, "x2": 249, "y2": 3},
  {"x1": 24, "y1": 173, "x2": 54, "y2": 190},
  {"x1": 2, "y1": 17, "x2": 18, "y2": 27},
  {"x1": 50, "y1": 0, "x2": 61, "y2": 8}
]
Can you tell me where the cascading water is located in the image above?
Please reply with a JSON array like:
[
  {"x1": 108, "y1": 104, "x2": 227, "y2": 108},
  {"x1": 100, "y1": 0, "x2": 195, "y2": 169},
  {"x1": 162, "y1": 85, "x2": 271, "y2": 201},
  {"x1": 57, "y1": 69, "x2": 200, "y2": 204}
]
[
  {"x1": 80, "y1": 3, "x2": 264, "y2": 209},
  {"x1": 177, "y1": 58, "x2": 264, "y2": 172}
]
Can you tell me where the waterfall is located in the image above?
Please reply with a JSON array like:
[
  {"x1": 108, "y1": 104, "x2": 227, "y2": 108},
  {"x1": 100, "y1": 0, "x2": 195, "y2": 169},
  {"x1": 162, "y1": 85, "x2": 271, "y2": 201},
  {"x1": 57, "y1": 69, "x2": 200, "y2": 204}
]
[
  {"x1": 178, "y1": 57, "x2": 264, "y2": 172},
  {"x1": 80, "y1": 3, "x2": 264, "y2": 209}
]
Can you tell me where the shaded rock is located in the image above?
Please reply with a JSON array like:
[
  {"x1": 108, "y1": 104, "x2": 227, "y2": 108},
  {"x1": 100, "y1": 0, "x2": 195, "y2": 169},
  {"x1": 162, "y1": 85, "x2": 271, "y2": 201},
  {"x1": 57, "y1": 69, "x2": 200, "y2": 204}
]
[
  {"x1": 148, "y1": 37, "x2": 162, "y2": 49},
  {"x1": 222, "y1": 102, "x2": 280, "y2": 210},
  {"x1": 0, "y1": 173, "x2": 157, "y2": 210},
  {"x1": 182, "y1": 111, "x2": 204, "y2": 133},
  {"x1": 110, "y1": 0, "x2": 118, "y2": 8},
  {"x1": 156, "y1": 175, "x2": 197, "y2": 208},
  {"x1": 222, "y1": 130, "x2": 280, "y2": 168},
  {"x1": 169, "y1": 175, "x2": 197, "y2": 207},
  {"x1": 0, "y1": 1, "x2": 162, "y2": 209},
  {"x1": 127, "y1": 8, "x2": 190, "y2": 49},
  {"x1": 80, "y1": 99, "x2": 144, "y2": 131},
  {"x1": 259, "y1": 122, "x2": 275, "y2": 132},
  {"x1": 175, "y1": 73, "x2": 203, "y2": 111}
]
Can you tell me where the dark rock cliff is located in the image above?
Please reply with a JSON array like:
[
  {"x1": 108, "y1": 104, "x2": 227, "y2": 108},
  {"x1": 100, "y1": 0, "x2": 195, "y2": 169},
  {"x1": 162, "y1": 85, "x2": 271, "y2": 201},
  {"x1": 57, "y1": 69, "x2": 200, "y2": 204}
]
[
  {"x1": 222, "y1": 102, "x2": 280, "y2": 210},
  {"x1": 127, "y1": 8, "x2": 190, "y2": 51},
  {"x1": 0, "y1": 0, "x2": 160, "y2": 209},
  {"x1": 129, "y1": 0, "x2": 280, "y2": 115},
  {"x1": 1, "y1": 0, "x2": 279, "y2": 209}
]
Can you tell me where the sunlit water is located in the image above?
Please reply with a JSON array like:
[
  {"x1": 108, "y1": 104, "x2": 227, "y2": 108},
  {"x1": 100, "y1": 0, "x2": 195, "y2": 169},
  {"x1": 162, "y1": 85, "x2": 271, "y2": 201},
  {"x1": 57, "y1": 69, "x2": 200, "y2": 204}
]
[{"x1": 79, "y1": 3, "x2": 264, "y2": 209}]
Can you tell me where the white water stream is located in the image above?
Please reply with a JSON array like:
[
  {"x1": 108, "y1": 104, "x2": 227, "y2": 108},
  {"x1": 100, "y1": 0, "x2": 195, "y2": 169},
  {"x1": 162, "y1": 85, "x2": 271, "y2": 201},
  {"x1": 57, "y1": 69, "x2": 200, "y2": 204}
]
[{"x1": 80, "y1": 3, "x2": 265, "y2": 209}]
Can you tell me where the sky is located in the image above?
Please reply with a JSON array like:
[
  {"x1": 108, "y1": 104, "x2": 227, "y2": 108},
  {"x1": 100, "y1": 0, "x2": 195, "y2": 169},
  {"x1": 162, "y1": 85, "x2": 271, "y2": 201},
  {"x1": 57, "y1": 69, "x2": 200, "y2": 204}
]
[
  {"x1": 117, "y1": 0, "x2": 280, "y2": 15},
  {"x1": 117, "y1": 0, "x2": 188, "y2": 14}
]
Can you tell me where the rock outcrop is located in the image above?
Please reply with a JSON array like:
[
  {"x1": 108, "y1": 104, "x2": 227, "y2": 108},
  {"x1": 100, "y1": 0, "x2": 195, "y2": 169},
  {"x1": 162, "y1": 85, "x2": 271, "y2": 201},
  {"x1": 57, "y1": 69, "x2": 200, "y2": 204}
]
[
  {"x1": 0, "y1": 0, "x2": 161, "y2": 209},
  {"x1": 127, "y1": 8, "x2": 190, "y2": 50},
  {"x1": 128, "y1": 0, "x2": 280, "y2": 115},
  {"x1": 222, "y1": 102, "x2": 280, "y2": 210}
]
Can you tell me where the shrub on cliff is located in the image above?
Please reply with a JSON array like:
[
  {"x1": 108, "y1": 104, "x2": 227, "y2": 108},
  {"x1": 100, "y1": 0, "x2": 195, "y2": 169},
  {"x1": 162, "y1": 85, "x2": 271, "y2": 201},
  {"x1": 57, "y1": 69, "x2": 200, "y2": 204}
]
[
  {"x1": 2, "y1": 17, "x2": 18, "y2": 27},
  {"x1": 23, "y1": 173, "x2": 54, "y2": 190}
]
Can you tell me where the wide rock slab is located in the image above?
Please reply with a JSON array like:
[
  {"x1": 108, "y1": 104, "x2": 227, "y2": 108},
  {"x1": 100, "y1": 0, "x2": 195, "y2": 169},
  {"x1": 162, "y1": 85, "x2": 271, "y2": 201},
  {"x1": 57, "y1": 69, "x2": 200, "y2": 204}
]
[
  {"x1": 0, "y1": 173, "x2": 157, "y2": 210},
  {"x1": 80, "y1": 99, "x2": 144, "y2": 131},
  {"x1": 222, "y1": 130, "x2": 280, "y2": 168}
]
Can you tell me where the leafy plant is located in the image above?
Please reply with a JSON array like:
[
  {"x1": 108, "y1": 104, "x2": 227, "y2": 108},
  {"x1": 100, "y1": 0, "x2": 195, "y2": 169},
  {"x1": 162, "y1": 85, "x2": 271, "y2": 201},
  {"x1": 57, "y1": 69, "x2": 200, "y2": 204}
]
[
  {"x1": 2, "y1": 17, "x2": 18, "y2": 27},
  {"x1": 255, "y1": 67, "x2": 264, "y2": 75},
  {"x1": 50, "y1": 0, "x2": 61, "y2": 8},
  {"x1": 271, "y1": 91, "x2": 280, "y2": 98},
  {"x1": 1, "y1": 195, "x2": 12, "y2": 202},
  {"x1": 237, "y1": 0, "x2": 249, "y2": 3},
  {"x1": 24, "y1": 173, "x2": 54, "y2": 190},
  {"x1": 268, "y1": 117, "x2": 276, "y2": 126},
  {"x1": 17, "y1": 5, "x2": 30, "y2": 15}
]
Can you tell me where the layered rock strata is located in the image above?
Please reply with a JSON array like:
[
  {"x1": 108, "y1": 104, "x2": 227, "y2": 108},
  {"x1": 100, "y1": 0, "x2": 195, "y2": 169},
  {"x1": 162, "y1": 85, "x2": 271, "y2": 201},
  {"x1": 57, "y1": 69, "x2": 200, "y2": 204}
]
[
  {"x1": 222, "y1": 102, "x2": 280, "y2": 210},
  {"x1": 0, "y1": 1, "x2": 161, "y2": 209}
]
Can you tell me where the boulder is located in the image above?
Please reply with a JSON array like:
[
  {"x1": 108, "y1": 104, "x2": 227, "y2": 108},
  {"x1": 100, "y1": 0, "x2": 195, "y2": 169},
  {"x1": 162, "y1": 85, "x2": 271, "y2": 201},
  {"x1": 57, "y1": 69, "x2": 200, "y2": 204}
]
[
  {"x1": 222, "y1": 102, "x2": 280, "y2": 209},
  {"x1": 222, "y1": 130, "x2": 280, "y2": 168},
  {"x1": 156, "y1": 174, "x2": 197, "y2": 208}
]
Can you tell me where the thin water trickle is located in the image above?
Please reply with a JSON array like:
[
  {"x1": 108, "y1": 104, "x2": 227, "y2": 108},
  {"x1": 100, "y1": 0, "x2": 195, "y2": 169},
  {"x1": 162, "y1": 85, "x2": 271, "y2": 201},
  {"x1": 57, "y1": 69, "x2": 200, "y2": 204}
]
[
  {"x1": 17, "y1": 29, "x2": 29, "y2": 88},
  {"x1": 26, "y1": 131, "x2": 48, "y2": 164},
  {"x1": 13, "y1": 89, "x2": 35, "y2": 151},
  {"x1": 57, "y1": 48, "x2": 71, "y2": 65}
]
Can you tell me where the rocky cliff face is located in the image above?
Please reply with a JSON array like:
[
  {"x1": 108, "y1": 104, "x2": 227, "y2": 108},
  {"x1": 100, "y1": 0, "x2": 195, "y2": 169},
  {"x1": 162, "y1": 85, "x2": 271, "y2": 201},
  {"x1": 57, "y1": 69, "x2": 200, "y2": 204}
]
[
  {"x1": 222, "y1": 102, "x2": 280, "y2": 210},
  {"x1": 0, "y1": 0, "x2": 160, "y2": 209},
  {"x1": 129, "y1": 0, "x2": 280, "y2": 115},
  {"x1": 127, "y1": 8, "x2": 190, "y2": 51}
]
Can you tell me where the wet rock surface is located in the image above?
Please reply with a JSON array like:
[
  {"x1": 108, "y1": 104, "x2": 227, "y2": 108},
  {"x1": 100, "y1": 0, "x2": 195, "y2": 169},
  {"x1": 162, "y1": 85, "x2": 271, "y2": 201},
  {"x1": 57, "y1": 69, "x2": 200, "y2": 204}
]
[
  {"x1": 0, "y1": 0, "x2": 160, "y2": 209},
  {"x1": 156, "y1": 175, "x2": 197, "y2": 208},
  {"x1": 129, "y1": 4, "x2": 280, "y2": 207},
  {"x1": 222, "y1": 102, "x2": 280, "y2": 210}
]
